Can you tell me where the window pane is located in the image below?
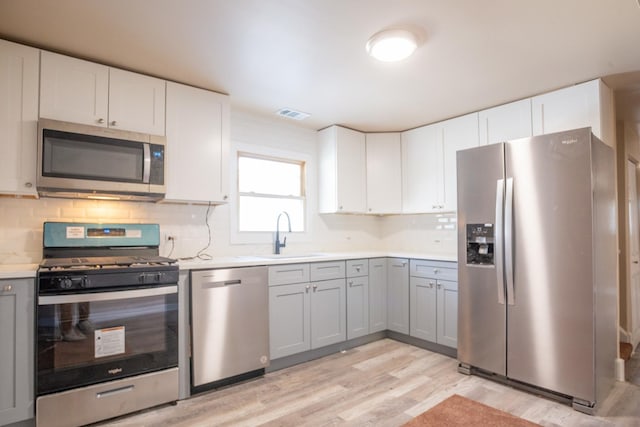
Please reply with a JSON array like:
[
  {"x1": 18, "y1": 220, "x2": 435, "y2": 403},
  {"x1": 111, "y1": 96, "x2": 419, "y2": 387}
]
[
  {"x1": 239, "y1": 196, "x2": 304, "y2": 232},
  {"x1": 238, "y1": 156, "x2": 302, "y2": 196}
]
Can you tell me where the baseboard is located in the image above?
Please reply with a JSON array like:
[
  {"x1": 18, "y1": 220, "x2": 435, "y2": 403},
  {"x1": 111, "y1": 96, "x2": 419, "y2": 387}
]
[{"x1": 615, "y1": 357, "x2": 625, "y2": 382}]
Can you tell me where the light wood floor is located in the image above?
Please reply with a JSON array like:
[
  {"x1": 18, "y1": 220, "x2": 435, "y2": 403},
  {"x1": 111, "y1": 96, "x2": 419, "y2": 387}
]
[{"x1": 98, "y1": 339, "x2": 640, "y2": 426}]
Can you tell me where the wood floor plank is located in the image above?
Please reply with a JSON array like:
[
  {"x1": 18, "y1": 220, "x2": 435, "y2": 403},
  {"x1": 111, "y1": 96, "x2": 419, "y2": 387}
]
[{"x1": 97, "y1": 339, "x2": 640, "y2": 427}]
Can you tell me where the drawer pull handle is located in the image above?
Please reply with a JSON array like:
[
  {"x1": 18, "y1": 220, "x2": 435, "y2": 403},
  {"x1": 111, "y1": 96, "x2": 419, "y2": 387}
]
[
  {"x1": 3, "y1": 285, "x2": 12, "y2": 292},
  {"x1": 96, "y1": 385, "x2": 134, "y2": 399},
  {"x1": 203, "y1": 279, "x2": 241, "y2": 288}
]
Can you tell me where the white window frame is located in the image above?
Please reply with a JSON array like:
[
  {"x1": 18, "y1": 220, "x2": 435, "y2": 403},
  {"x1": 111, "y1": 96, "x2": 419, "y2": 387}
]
[{"x1": 230, "y1": 142, "x2": 311, "y2": 245}]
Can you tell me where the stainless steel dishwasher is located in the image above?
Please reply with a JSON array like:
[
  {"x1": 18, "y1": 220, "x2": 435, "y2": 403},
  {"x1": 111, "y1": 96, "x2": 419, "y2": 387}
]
[{"x1": 190, "y1": 266, "x2": 269, "y2": 390}]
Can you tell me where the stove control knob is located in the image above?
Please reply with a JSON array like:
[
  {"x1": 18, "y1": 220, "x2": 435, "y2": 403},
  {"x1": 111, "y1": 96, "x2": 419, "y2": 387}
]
[
  {"x1": 59, "y1": 277, "x2": 73, "y2": 289},
  {"x1": 138, "y1": 274, "x2": 146, "y2": 284}
]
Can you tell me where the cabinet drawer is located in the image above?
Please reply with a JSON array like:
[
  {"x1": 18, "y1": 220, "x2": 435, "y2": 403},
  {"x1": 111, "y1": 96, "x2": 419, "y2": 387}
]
[
  {"x1": 346, "y1": 259, "x2": 368, "y2": 277},
  {"x1": 310, "y1": 261, "x2": 346, "y2": 281},
  {"x1": 410, "y1": 259, "x2": 457, "y2": 281},
  {"x1": 268, "y1": 264, "x2": 310, "y2": 286}
]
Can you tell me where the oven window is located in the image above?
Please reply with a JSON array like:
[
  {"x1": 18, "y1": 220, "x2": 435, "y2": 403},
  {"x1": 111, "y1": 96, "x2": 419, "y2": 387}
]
[
  {"x1": 42, "y1": 129, "x2": 144, "y2": 182},
  {"x1": 37, "y1": 290, "x2": 178, "y2": 395}
]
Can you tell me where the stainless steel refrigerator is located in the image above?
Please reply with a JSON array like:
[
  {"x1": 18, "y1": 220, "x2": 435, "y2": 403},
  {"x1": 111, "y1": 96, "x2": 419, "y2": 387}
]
[{"x1": 456, "y1": 127, "x2": 617, "y2": 414}]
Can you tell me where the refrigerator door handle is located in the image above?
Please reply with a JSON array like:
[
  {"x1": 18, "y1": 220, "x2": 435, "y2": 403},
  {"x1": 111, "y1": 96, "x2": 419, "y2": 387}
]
[
  {"x1": 495, "y1": 178, "x2": 505, "y2": 305},
  {"x1": 505, "y1": 177, "x2": 515, "y2": 305}
]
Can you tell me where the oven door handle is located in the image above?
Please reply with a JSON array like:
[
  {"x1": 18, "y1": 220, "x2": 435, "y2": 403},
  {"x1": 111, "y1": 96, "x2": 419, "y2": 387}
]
[{"x1": 38, "y1": 285, "x2": 177, "y2": 305}]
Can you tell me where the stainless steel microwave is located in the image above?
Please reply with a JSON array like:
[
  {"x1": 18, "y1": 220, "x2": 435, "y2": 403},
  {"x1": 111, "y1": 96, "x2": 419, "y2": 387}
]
[{"x1": 37, "y1": 119, "x2": 166, "y2": 201}]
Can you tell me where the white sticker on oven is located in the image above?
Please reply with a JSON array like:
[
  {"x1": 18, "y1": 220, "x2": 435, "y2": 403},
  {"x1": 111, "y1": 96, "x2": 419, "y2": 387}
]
[
  {"x1": 66, "y1": 226, "x2": 85, "y2": 239},
  {"x1": 94, "y1": 326, "x2": 125, "y2": 358}
]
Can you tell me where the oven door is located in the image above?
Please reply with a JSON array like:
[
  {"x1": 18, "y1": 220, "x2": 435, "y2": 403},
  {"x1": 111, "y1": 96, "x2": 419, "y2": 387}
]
[{"x1": 36, "y1": 285, "x2": 178, "y2": 395}]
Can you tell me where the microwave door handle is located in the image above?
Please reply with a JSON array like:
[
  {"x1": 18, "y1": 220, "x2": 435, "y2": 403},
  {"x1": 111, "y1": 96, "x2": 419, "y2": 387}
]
[{"x1": 142, "y1": 143, "x2": 151, "y2": 184}]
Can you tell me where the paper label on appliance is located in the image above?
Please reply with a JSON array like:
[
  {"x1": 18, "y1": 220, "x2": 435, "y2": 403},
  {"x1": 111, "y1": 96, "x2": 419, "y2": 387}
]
[
  {"x1": 66, "y1": 226, "x2": 85, "y2": 239},
  {"x1": 125, "y1": 229, "x2": 142, "y2": 238},
  {"x1": 94, "y1": 326, "x2": 125, "y2": 358}
]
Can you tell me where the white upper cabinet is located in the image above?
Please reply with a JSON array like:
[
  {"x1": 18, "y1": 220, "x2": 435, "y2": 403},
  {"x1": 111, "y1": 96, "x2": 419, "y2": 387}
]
[
  {"x1": 401, "y1": 123, "x2": 443, "y2": 213},
  {"x1": 402, "y1": 113, "x2": 478, "y2": 213},
  {"x1": 164, "y1": 82, "x2": 229, "y2": 204},
  {"x1": 318, "y1": 126, "x2": 367, "y2": 213},
  {"x1": 441, "y1": 112, "x2": 479, "y2": 212},
  {"x1": 40, "y1": 51, "x2": 109, "y2": 127},
  {"x1": 479, "y1": 98, "x2": 532, "y2": 145},
  {"x1": 107, "y1": 68, "x2": 165, "y2": 135},
  {"x1": 366, "y1": 132, "x2": 402, "y2": 214},
  {"x1": 0, "y1": 40, "x2": 39, "y2": 196},
  {"x1": 532, "y1": 79, "x2": 614, "y2": 146},
  {"x1": 40, "y1": 51, "x2": 165, "y2": 135}
]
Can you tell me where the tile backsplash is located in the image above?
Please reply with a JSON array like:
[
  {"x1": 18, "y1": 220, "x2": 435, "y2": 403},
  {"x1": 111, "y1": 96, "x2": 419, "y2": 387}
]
[
  {"x1": 0, "y1": 197, "x2": 212, "y2": 263},
  {"x1": 0, "y1": 196, "x2": 457, "y2": 264}
]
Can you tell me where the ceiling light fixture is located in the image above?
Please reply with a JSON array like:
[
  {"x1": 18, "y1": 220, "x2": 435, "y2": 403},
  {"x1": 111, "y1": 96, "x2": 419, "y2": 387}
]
[{"x1": 366, "y1": 29, "x2": 418, "y2": 62}]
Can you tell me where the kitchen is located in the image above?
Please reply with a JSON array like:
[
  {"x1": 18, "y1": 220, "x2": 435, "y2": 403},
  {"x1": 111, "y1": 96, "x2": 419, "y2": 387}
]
[{"x1": 1, "y1": 1, "x2": 640, "y2": 426}]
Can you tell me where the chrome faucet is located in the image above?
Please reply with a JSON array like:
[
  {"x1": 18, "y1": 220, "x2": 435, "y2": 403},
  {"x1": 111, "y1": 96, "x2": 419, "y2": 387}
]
[{"x1": 274, "y1": 211, "x2": 292, "y2": 255}]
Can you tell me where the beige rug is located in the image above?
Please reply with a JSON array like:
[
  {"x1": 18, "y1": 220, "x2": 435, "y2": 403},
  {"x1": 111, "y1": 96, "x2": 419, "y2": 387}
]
[{"x1": 403, "y1": 394, "x2": 541, "y2": 426}]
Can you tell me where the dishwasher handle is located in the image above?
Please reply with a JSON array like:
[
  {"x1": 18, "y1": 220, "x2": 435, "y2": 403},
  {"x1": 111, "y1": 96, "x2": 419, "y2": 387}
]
[{"x1": 202, "y1": 279, "x2": 242, "y2": 289}]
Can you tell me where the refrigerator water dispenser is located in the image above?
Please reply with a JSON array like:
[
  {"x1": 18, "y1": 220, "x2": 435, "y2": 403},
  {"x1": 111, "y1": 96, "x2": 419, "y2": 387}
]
[{"x1": 466, "y1": 224, "x2": 494, "y2": 265}]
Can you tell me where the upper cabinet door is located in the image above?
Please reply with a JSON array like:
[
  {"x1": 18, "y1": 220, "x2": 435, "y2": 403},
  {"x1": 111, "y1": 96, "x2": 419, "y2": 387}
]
[
  {"x1": 0, "y1": 40, "x2": 39, "y2": 196},
  {"x1": 401, "y1": 123, "x2": 443, "y2": 213},
  {"x1": 40, "y1": 51, "x2": 166, "y2": 135},
  {"x1": 40, "y1": 51, "x2": 109, "y2": 127},
  {"x1": 531, "y1": 79, "x2": 602, "y2": 140},
  {"x1": 164, "y1": 82, "x2": 229, "y2": 203},
  {"x1": 479, "y1": 99, "x2": 532, "y2": 146},
  {"x1": 366, "y1": 132, "x2": 402, "y2": 214},
  {"x1": 318, "y1": 126, "x2": 366, "y2": 213},
  {"x1": 108, "y1": 68, "x2": 166, "y2": 135},
  {"x1": 441, "y1": 112, "x2": 479, "y2": 212}
]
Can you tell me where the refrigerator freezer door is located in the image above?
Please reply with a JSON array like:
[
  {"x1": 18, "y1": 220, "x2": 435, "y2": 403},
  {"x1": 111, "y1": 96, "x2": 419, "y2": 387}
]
[
  {"x1": 457, "y1": 143, "x2": 507, "y2": 376},
  {"x1": 505, "y1": 129, "x2": 595, "y2": 400}
]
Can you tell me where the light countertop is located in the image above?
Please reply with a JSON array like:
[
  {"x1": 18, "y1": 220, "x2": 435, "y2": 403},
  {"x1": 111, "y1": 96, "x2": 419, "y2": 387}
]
[
  {"x1": 178, "y1": 251, "x2": 457, "y2": 271},
  {"x1": 0, "y1": 252, "x2": 457, "y2": 278},
  {"x1": 0, "y1": 264, "x2": 38, "y2": 279}
]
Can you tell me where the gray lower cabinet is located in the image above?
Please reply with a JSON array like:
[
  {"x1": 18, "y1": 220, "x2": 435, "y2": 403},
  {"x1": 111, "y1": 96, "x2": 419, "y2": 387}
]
[
  {"x1": 387, "y1": 258, "x2": 409, "y2": 334},
  {"x1": 269, "y1": 262, "x2": 346, "y2": 360},
  {"x1": 436, "y1": 279, "x2": 458, "y2": 348},
  {"x1": 409, "y1": 276, "x2": 437, "y2": 341},
  {"x1": 346, "y1": 259, "x2": 369, "y2": 340},
  {"x1": 0, "y1": 278, "x2": 34, "y2": 426},
  {"x1": 310, "y1": 278, "x2": 346, "y2": 348},
  {"x1": 368, "y1": 258, "x2": 387, "y2": 332},
  {"x1": 409, "y1": 260, "x2": 458, "y2": 348},
  {"x1": 269, "y1": 282, "x2": 311, "y2": 359}
]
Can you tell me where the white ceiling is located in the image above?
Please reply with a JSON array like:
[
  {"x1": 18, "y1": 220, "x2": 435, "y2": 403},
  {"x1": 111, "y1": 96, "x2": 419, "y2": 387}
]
[{"x1": 1, "y1": 0, "x2": 640, "y2": 132}]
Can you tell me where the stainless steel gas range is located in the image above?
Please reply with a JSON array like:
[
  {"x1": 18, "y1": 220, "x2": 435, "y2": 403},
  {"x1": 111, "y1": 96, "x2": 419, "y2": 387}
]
[{"x1": 35, "y1": 222, "x2": 179, "y2": 427}]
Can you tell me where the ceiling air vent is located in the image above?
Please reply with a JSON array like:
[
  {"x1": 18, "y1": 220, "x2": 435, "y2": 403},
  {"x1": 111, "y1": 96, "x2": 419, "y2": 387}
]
[{"x1": 276, "y1": 108, "x2": 310, "y2": 121}]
